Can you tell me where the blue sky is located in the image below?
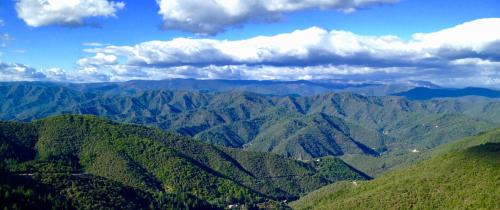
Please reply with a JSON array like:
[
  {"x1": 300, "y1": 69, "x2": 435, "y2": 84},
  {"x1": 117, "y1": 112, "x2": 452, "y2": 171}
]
[{"x1": 0, "y1": 0, "x2": 500, "y2": 87}]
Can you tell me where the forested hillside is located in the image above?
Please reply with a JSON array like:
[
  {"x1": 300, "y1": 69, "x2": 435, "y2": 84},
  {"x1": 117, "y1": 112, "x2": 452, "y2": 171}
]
[
  {"x1": 291, "y1": 128, "x2": 500, "y2": 209},
  {"x1": 0, "y1": 115, "x2": 367, "y2": 209},
  {"x1": 2, "y1": 82, "x2": 499, "y2": 176}
]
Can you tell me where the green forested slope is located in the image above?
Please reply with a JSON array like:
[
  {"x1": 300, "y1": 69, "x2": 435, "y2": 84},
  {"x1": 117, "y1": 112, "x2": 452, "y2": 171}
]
[
  {"x1": 0, "y1": 115, "x2": 367, "y2": 209},
  {"x1": 1, "y1": 82, "x2": 499, "y2": 175},
  {"x1": 341, "y1": 113, "x2": 495, "y2": 176},
  {"x1": 291, "y1": 129, "x2": 500, "y2": 209}
]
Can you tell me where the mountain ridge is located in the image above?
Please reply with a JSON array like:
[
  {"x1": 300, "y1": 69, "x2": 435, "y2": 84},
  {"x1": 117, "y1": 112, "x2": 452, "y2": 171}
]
[
  {"x1": 394, "y1": 87, "x2": 500, "y2": 100},
  {"x1": 2, "y1": 82, "x2": 499, "y2": 176},
  {"x1": 1, "y1": 79, "x2": 441, "y2": 96}
]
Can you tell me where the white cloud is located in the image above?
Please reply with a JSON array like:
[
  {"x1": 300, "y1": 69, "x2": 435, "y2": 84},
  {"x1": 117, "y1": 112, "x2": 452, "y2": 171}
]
[
  {"x1": 0, "y1": 19, "x2": 4, "y2": 27},
  {"x1": 0, "y1": 62, "x2": 47, "y2": 81},
  {"x1": 43, "y1": 67, "x2": 68, "y2": 81},
  {"x1": 157, "y1": 0, "x2": 399, "y2": 35},
  {"x1": 82, "y1": 42, "x2": 107, "y2": 47},
  {"x1": 77, "y1": 52, "x2": 118, "y2": 67},
  {"x1": 0, "y1": 61, "x2": 113, "y2": 83},
  {"x1": 86, "y1": 18, "x2": 500, "y2": 68},
  {"x1": 450, "y1": 58, "x2": 500, "y2": 67},
  {"x1": 74, "y1": 18, "x2": 500, "y2": 86},
  {"x1": 12, "y1": 49, "x2": 27, "y2": 54},
  {"x1": 16, "y1": 0, "x2": 125, "y2": 27},
  {"x1": 86, "y1": 27, "x2": 399, "y2": 66},
  {"x1": 3, "y1": 18, "x2": 500, "y2": 87},
  {"x1": 411, "y1": 18, "x2": 500, "y2": 51}
]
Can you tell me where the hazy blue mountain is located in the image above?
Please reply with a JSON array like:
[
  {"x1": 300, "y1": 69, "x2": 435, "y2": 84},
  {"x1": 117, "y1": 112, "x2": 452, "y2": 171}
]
[
  {"x1": 394, "y1": 87, "x2": 500, "y2": 100},
  {"x1": 44, "y1": 79, "x2": 439, "y2": 96}
]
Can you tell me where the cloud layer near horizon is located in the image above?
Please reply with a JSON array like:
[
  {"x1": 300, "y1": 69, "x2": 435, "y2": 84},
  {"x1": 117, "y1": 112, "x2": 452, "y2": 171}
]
[
  {"x1": 84, "y1": 18, "x2": 500, "y2": 68},
  {"x1": 157, "y1": 0, "x2": 399, "y2": 35},
  {"x1": 2, "y1": 18, "x2": 500, "y2": 87},
  {"x1": 16, "y1": 0, "x2": 125, "y2": 27}
]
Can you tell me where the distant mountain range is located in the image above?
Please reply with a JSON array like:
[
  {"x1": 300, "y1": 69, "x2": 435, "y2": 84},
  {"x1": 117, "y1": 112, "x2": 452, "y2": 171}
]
[
  {"x1": 1, "y1": 82, "x2": 500, "y2": 177},
  {"x1": 52, "y1": 78, "x2": 500, "y2": 99},
  {"x1": 49, "y1": 78, "x2": 440, "y2": 96},
  {"x1": 394, "y1": 87, "x2": 500, "y2": 100},
  {"x1": 291, "y1": 128, "x2": 500, "y2": 209}
]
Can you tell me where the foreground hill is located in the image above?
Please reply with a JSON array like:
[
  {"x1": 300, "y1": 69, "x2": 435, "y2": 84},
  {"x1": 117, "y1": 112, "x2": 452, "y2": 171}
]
[
  {"x1": 0, "y1": 115, "x2": 367, "y2": 209},
  {"x1": 290, "y1": 129, "x2": 500, "y2": 209}
]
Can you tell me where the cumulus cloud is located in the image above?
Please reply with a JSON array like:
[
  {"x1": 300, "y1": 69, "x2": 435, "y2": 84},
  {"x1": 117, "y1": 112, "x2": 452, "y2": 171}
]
[
  {"x1": 0, "y1": 61, "x2": 113, "y2": 83},
  {"x1": 16, "y1": 0, "x2": 125, "y2": 27},
  {"x1": 77, "y1": 52, "x2": 118, "y2": 67},
  {"x1": 4, "y1": 18, "x2": 500, "y2": 87},
  {"x1": 86, "y1": 18, "x2": 500, "y2": 67},
  {"x1": 157, "y1": 0, "x2": 399, "y2": 35},
  {"x1": 0, "y1": 62, "x2": 47, "y2": 81},
  {"x1": 75, "y1": 18, "x2": 500, "y2": 86},
  {"x1": 86, "y1": 27, "x2": 400, "y2": 67}
]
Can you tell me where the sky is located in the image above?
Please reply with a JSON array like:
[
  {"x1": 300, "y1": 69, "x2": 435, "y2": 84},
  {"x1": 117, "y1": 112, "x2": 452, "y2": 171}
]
[{"x1": 0, "y1": 0, "x2": 500, "y2": 87}]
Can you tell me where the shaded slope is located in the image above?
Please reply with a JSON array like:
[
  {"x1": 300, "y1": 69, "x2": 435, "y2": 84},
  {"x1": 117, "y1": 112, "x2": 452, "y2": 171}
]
[
  {"x1": 0, "y1": 115, "x2": 366, "y2": 208},
  {"x1": 0, "y1": 166, "x2": 211, "y2": 210}
]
